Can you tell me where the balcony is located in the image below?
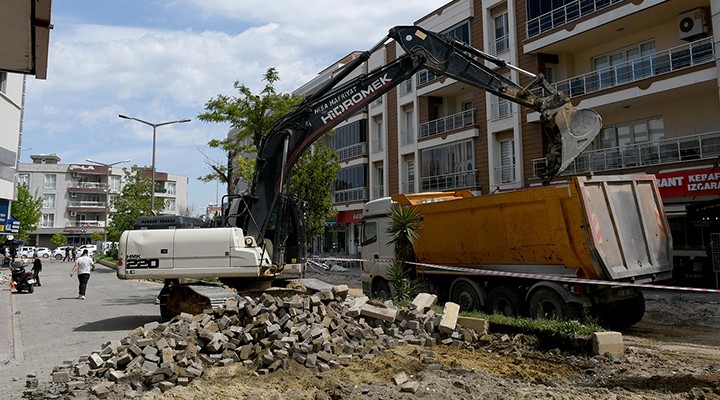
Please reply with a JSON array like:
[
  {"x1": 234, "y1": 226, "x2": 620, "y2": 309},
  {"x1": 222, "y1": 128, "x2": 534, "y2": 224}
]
[
  {"x1": 533, "y1": 38, "x2": 714, "y2": 99},
  {"x1": 419, "y1": 109, "x2": 476, "y2": 139},
  {"x1": 336, "y1": 143, "x2": 368, "y2": 161},
  {"x1": 68, "y1": 182, "x2": 107, "y2": 194},
  {"x1": 371, "y1": 185, "x2": 384, "y2": 199},
  {"x1": 400, "y1": 129, "x2": 415, "y2": 146},
  {"x1": 489, "y1": 34, "x2": 510, "y2": 56},
  {"x1": 67, "y1": 201, "x2": 105, "y2": 210},
  {"x1": 334, "y1": 187, "x2": 368, "y2": 204},
  {"x1": 421, "y1": 169, "x2": 477, "y2": 192},
  {"x1": 399, "y1": 78, "x2": 413, "y2": 96},
  {"x1": 493, "y1": 164, "x2": 517, "y2": 186},
  {"x1": 526, "y1": 0, "x2": 624, "y2": 39},
  {"x1": 66, "y1": 220, "x2": 103, "y2": 228},
  {"x1": 371, "y1": 139, "x2": 384, "y2": 154},
  {"x1": 401, "y1": 180, "x2": 416, "y2": 194},
  {"x1": 531, "y1": 130, "x2": 720, "y2": 178}
]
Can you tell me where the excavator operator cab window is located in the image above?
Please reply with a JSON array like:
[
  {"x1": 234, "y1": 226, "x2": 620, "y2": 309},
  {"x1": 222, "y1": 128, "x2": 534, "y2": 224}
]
[{"x1": 361, "y1": 220, "x2": 377, "y2": 246}]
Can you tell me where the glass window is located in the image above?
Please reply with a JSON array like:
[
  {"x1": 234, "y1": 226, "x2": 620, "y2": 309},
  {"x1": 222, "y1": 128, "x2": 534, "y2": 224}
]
[
  {"x1": 421, "y1": 140, "x2": 475, "y2": 177},
  {"x1": 335, "y1": 165, "x2": 366, "y2": 191},
  {"x1": 597, "y1": 118, "x2": 665, "y2": 149},
  {"x1": 41, "y1": 214, "x2": 54, "y2": 228},
  {"x1": 443, "y1": 20, "x2": 470, "y2": 44},
  {"x1": 333, "y1": 120, "x2": 366, "y2": 150},
  {"x1": 42, "y1": 194, "x2": 55, "y2": 208},
  {"x1": 18, "y1": 174, "x2": 29, "y2": 186},
  {"x1": 648, "y1": 118, "x2": 665, "y2": 142},
  {"x1": 110, "y1": 176, "x2": 121, "y2": 192},
  {"x1": 166, "y1": 199, "x2": 176, "y2": 212},
  {"x1": 166, "y1": 182, "x2": 176, "y2": 195},
  {"x1": 494, "y1": 13, "x2": 509, "y2": 54},
  {"x1": 361, "y1": 221, "x2": 377, "y2": 246},
  {"x1": 43, "y1": 174, "x2": 57, "y2": 189}
]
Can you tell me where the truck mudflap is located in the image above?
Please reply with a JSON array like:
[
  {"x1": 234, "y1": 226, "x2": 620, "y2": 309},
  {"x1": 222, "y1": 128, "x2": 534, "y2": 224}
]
[{"x1": 578, "y1": 175, "x2": 673, "y2": 281}]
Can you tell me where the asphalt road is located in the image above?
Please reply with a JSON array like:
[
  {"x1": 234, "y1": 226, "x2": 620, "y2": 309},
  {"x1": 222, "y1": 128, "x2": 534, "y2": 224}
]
[{"x1": 0, "y1": 258, "x2": 163, "y2": 398}]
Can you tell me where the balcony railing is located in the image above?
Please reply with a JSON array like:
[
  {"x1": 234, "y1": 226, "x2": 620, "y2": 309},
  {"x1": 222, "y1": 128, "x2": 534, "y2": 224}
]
[
  {"x1": 402, "y1": 180, "x2": 416, "y2": 194},
  {"x1": 68, "y1": 182, "x2": 107, "y2": 190},
  {"x1": 526, "y1": 0, "x2": 624, "y2": 39},
  {"x1": 418, "y1": 69, "x2": 438, "y2": 86},
  {"x1": 533, "y1": 38, "x2": 714, "y2": 99},
  {"x1": 419, "y1": 109, "x2": 476, "y2": 139},
  {"x1": 490, "y1": 101, "x2": 513, "y2": 121},
  {"x1": 490, "y1": 34, "x2": 510, "y2": 56},
  {"x1": 372, "y1": 185, "x2": 384, "y2": 199},
  {"x1": 400, "y1": 129, "x2": 415, "y2": 146},
  {"x1": 371, "y1": 139, "x2": 384, "y2": 154},
  {"x1": 334, "y1": 187, "x2": 368, "y2": 203},
  {"x1": 399, "y1": 78, "x2": 414, "y2": 96},
  {"x1": 67, "y1": 221, "x2": 103, "y2": 228},
  {"x1": 421, "y1": 169, "x2": 477, "y2": 192},
  {"x1": 493, "y1": 164, "x2": 517, "y2": 185},
  {"x1": 67, "y1": 201, "x2": 105, "y2": 208},
  {"x1": 336, "y1": 143, "x2": 368, "y2": 161},
  {"x1": 531, "y1": 130, "x2": 720, "y2": 178}
]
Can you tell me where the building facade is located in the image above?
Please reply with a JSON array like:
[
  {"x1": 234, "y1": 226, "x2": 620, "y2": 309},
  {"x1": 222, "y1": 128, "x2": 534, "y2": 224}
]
[
  {"x1": 19, "y1": 154, "x2": 189, "y2": 247},
  {"x1": 300, "y1": 0, "x2": 720, "y2": 285},
  {"x1": 0, "y1": 72, "x2": 26, "y2": 237}
]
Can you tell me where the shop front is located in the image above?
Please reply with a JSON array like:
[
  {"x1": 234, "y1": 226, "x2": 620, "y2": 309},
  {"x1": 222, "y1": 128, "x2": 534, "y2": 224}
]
[
  {"x1": 313, "y1": 210, "x2": 362, "y2": 261},
  {"x1": 657, "y1": 167, "x2": 720, "y2": 287}
]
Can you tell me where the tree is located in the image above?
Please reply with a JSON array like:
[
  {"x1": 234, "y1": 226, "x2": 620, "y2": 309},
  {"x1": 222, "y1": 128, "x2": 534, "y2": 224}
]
[
  {"x1": 198, "y1": 67, "x2": 302, "y2": 196},
  {"x1": 289, "y1": 144, "x2": 341, "y2": 239},
  {"x1": 50, "y1": 233, "x2": 67, "y2": 247},
  {"x1": 89, "y1": 231, "x2": 104, "y2": 243},
  {"x1": 12, "y1": 183, "x2": 42, "y2": 242},
  {"x1": 385, "y1": 204, "x2": 424, "y2": 302},
  {"x1": 198, "y1": 67, "x2": 341, "y2": 243},
  {"x1": 107, "y1": 167, "x2": 164, "y2": 241}
]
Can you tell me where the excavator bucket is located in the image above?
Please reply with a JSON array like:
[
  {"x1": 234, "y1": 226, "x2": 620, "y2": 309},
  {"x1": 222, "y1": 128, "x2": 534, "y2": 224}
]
[{"x1": 544, "y1": 102, "x2": 602, "y2": 179}]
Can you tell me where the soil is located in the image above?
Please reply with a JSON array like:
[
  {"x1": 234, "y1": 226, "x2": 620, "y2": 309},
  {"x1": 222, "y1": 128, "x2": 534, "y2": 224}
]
[{"x1": 143, "y1": 264, "x2": 720, "y2": 400}]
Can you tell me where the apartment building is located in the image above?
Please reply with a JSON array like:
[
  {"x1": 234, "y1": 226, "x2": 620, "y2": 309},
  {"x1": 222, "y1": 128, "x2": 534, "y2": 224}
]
[
  {"x1": 0, "y1": 72, "x2": 25, "y2": 237},
  {"x1": 300, "y1": 0, "x2": 720, "y2": 284},
  {"x1": 19, "y1": 154, "x2": 189, "y2": 247}
]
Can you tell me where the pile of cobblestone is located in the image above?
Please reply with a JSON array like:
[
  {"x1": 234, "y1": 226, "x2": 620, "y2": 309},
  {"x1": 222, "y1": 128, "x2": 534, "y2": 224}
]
[{"x1": 24, "y1": 281, "x2": 487, "y2": 399}]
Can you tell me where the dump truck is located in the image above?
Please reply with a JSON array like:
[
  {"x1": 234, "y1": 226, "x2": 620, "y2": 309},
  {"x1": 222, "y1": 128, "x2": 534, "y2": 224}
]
[{"x1": 360, "y1": 174, "x2": 673, "y2": 328}]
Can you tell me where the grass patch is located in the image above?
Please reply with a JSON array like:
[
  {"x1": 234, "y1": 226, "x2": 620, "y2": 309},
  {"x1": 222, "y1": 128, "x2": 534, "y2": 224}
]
[{"x1": 462, "y1": 310, "x2": 604, "y2": 338}]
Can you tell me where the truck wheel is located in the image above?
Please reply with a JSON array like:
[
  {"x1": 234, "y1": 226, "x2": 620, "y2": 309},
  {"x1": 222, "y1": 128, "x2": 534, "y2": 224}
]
[
  {"x1": 488, "y1": 286, "x2": 524, "y2": 317},
  {"x1": 602, "y1": 293, "x2": 645, "y2": 329},
  {"x1": 450, "y1": 278, "x2": 484, "y2": 311},
  {"x1": 372, "y1": 279, "x2": 392, "y2": 301},
  {"x1": 529, "y1": 288, "x2": 580, "y2": 321}
]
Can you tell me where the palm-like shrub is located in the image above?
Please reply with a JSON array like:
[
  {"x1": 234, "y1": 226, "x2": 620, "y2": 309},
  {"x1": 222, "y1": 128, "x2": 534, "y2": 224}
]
[{"x1": 386, "y1": 204, "x2": 423, "y2": 301}]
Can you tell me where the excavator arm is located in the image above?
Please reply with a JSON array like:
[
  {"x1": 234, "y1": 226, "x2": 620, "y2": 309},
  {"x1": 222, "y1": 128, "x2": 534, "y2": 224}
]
[{"x1": 228, "y1": 25, "x2": 602, "y2": 267}]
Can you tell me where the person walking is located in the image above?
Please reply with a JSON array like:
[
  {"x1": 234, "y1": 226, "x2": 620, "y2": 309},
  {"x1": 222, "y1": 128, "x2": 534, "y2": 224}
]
[
  {"x1": 69, "y1": 249, "x2": 95, "y2": 299},
  {"x1": 31, "y1": 253, "x2": 42, "y2": 286},
  {"x1": 63, "y1": 247, "x2": 70, "y2": 262},
  {"x1": 70, "y1": 246, "x2": 77, "y2": 262}
]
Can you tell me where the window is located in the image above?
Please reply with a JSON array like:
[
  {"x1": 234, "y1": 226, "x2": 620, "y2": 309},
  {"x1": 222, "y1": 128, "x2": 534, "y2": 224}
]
[
  {"x1": 166, "y1": 182, "x2": 176, "y2": 195},
  {"x1": 597, "y1": 118, "x2": 665, "y2": 149},
  {"x1": 375, "y1": 166, "x2": 384, "y2": 198},
  {"x1": 361, "y1": 220, "x2": 377, "y2": 246},
  {"x1": 499, "y1": 140, "x2": 515, "y2": 183},
  {"x1": 333, "y1": 120, "x2": 366, "y2": 150},
  {"x1": 402, "y1": 108, "x2": 415, "y2": 145},
  {"x1": 166, "y1": 199, "x2": 176, "y2": 212},
  {"x1": 443, "y1": 20, "x2": 470, "y2": 44},
  {"x1": 110, "y1": 176, "x2": 121, "y2": 192},
  {"x1": 42, "y1": 194, "x2": 55, "y2": 208},
  {"x1": 18, "y1": 174, "x2": 29, "y2": 186},
  {"x1": 421, "y1": 140, "x2": 476, "y2": 191},
  {"x1": 593, "y1": 41, "x2": 655, "y2": 88},
  {"x1": 43, "y1": 174, "x2": 57, "y2": 189},
  {"x1": 405, "y1": 159, "x2": 416, "y2": 194},
  {"x1": 41, "y1": 214, "x2": 54, "y2": 228},
  {"x1": 334, "y1": 165, "x2": 367, "y2": 202},
  {"x1": 372, "y1": 118, "x2": 384, "y2": 153},
  {"x1": 493, "y1": 12, "x2": 509, "y2": 54},
  {"x1": 0, "y1": 72, "x2": 6, "y2": 93}
]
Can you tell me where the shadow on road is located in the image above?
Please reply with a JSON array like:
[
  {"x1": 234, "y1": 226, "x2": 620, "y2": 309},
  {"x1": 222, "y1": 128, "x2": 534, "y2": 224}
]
[
  {"x1": 74, "y1": 315, "x2": 160, "y2": 332},
  {"x1": 104, "y1": 296, "x2": 157, "y2": 306}
]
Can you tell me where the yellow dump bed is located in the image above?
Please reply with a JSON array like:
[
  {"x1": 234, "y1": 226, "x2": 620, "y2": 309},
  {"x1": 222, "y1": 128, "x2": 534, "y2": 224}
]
[{"x1": 392, "y1": 175, "x2": 672, "y2": 282}]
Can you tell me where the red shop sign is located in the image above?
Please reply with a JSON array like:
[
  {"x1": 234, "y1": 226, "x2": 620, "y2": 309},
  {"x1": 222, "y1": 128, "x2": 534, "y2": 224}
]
[
  {"x1": 336, "y1": 210, "x2": 362, "y2": 224},
  {"x1": 656, "y1": 167, "x2": 720, "y2": 198}
]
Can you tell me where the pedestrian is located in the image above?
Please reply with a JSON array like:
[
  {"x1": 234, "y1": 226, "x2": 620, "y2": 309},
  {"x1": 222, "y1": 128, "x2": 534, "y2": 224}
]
[
  {"x1": 69, "y1": 249, "x2": 95, "y2": 300},
  {"x1": 70, "y1": 246, "x2": 77, "y2": 262},
  {"x1": 63, "y1": 246, "x2": 70, "y2": 262},
  {"x1": 31, "y1": 253, "x2": 42, "y2": 286}
]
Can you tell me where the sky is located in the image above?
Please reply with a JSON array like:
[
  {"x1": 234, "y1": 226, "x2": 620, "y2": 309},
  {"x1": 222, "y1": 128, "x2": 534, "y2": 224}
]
[{"x1": 20, "y1": 0, "x2": 449, "y2": 215}]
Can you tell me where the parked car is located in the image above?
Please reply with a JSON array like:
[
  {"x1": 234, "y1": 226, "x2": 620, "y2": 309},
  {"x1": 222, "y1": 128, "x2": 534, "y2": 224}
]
[
  {"x1": 52, "y1": 246, "x2": 71, "y2": 260},
  {"x1": 76, "y1": 244, "x2": 97, "y2": 257},
  {"x1": 18, "y1": 246, "x2": 36, "y2": 258},
  {"x1": 35, "y1": 247, "x2": 52, "y2": 258}
]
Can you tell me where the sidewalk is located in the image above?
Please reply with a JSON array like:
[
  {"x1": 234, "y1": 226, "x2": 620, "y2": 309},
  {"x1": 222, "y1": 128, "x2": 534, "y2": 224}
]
[{"x1": 0, "y1": 268, "x2": 17, "y2": 364}]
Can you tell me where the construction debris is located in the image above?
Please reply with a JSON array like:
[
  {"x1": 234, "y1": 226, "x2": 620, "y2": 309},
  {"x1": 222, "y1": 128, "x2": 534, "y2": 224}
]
[{"x1": 25, "y1": 286, "x2": 487, "y2": 399}]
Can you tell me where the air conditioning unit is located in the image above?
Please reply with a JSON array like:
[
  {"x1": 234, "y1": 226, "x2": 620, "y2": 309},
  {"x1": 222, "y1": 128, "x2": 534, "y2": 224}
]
[
  {"x1": 70, "y1": 211, "x2": 77, "y2": 216},
  {"x1": 70, "y1": 193, "x2": 77, "y2": 198},
  {"x1": 678, "y1": 8, "x2": 709, "y2": 41},
  {"x1": 71, "y1": 172, "x2": 78, "y2": 178}
]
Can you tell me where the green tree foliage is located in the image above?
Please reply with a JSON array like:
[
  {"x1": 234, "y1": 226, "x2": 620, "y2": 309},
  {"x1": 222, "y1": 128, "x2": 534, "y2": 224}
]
[
  {"x1": 12, "y1": 183, "x2": 42, "y2": 242},
  {"x1": 50, "y1": 233, "x2": 67, "y2": 247},
  {"x1": 107, "y1": 167, "x2": 165, "y2": 241},
  {"x1": 198, "y1": 67, "x2": 341, "y2": 244},
  {"x1": 289, "y1": 144, "x2": 340, "y2": 239},
  {"x1": 197, "y1": 67, "x2": 303, "y2": 196},
  {"x1": 89, "y1": 231, "x2": 104, "y2": 242},
  {"x1": 386, "y1": 205, "x2": 424, "y2": 302}
]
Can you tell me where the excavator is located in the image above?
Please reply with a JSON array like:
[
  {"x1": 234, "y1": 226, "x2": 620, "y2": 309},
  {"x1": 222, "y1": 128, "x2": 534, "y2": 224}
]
[{"x1": 116, "y1": 25, "x2": 602, "y2": 318}]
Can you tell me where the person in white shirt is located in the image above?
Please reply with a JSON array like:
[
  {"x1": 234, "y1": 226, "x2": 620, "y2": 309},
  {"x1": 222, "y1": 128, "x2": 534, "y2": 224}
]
[{"x1": 69, "y1": 249, "x2": 96, "y2": 300}]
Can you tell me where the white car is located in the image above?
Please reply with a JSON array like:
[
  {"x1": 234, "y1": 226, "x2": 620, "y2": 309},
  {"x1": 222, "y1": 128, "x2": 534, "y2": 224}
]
[
  {"x1": 52, "y1": 246, "x2": 72, "y2": 260},
  {"x1": 35, "y1": 247, "x2": 52, "y2": 258},
  {"x1": 18, "y1": 246, "x2": 36, "y2": 258},
  {"x1": 76, "y1": 244, "x2": 97, "y2": 257}
]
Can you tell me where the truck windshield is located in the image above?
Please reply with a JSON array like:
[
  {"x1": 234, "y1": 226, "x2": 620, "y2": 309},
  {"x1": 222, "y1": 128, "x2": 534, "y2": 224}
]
[{"x1": 361, "y1": 220, "x2": 377, "y2": 246}]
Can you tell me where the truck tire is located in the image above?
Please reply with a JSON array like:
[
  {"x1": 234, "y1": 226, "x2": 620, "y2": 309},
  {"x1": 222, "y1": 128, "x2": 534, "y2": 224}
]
[
  {"x1": 488, "y1": 286, "x2": 524, "y2": 317},
  {"x1": 528, "y1": 288, "x2": 581, "y2": 321},
  {"x1": 372, "y1": 279, "x2": 392, "y2": 301},
  {"x1": 602, "y1": 293, "x2": 645, "y2": 329},
  {"x1": 450, "y1": 278, "x2": 485, "y2": 311}
]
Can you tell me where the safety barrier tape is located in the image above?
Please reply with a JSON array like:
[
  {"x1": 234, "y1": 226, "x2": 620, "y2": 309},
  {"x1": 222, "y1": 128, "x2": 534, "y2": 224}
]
[{"x1": 309, "y1": 256, "x2": 720, "y2": 294}]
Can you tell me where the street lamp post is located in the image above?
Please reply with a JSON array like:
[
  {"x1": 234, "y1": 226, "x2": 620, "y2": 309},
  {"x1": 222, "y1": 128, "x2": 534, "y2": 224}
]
[
  {"x1": 118, "y1": 114, "x2": 191, "y2": 213},
  {"x1": 86, "y1": 159, "x2": 130, "y2": 244}
]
